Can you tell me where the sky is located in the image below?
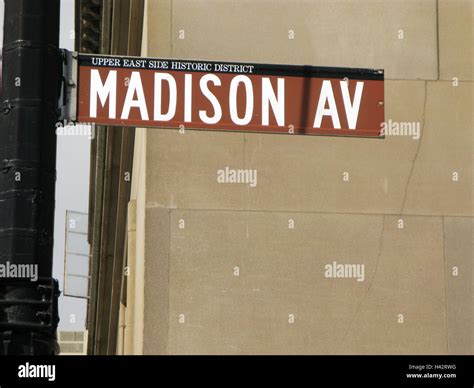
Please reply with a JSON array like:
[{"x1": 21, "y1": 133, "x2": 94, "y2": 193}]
[
  {"x1": 0, "y1": 0, "x2": 90, "y2": 331},
  {"x1": 56, "y1": 0, "x2": 90, "y2": 331}
]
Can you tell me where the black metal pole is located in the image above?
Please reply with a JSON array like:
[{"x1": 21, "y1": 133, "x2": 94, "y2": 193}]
[{"x1": 0, "y1": 0, "x2": 61, "y2": 355}]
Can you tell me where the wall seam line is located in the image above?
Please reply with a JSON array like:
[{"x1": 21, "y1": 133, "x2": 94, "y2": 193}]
[
  {"x1": 442, "y1": 215, "x2": 449, "y2": 354},
  {"x1": 400, "y1": 80, "x2": 428, "y2": 214}
]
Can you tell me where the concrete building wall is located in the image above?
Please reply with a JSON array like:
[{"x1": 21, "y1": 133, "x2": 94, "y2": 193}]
[
  {"x1": 59, "y1": 331, "x2": 88, "y2": 355},
  {"x1": 125, "y1": 0, "x2": 473, "y2": 354}
]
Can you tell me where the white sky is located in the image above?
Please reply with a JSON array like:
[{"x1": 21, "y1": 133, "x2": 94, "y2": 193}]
[{"x1": 56, "y1": 0, "x2": 89, "y2": 331}]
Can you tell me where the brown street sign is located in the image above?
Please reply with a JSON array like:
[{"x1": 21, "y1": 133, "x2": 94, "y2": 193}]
[{"x1": 70, "y1": 53, "x2": 384, "y2": 137}]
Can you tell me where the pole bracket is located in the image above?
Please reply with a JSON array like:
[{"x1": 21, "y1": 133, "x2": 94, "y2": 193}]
[
  {"x1": 0, "y1": 278, "x2": 60, "y2": 330},
  {"x1": 58, "y1": 49, "x2": 78, "y2": 122}
]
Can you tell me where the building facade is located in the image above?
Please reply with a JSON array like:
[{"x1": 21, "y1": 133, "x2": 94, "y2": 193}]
[
  {"x1": 59, "y1": 331, "x2": 88, "y2": 355},
  {"x1": 85, "y1": 0, "x2": 473, "y2": 355}
]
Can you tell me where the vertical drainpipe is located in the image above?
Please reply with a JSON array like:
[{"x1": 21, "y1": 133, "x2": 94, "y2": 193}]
[{"x1": 0, "y1": 0, "x2": 61, "y2": 355}]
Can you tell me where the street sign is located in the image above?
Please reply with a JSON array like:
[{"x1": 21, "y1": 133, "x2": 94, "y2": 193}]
[{"x1": 68, "y1": 53, "x2": 384, "y2": 137}]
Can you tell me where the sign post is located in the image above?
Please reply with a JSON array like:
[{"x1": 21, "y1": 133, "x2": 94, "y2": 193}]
[
  {"x1": 0, "y1": 0, "x2": 61, "y2": 355},
  {"x1": 66, "y1": 53, "x2": 384, "y2": 138}
]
